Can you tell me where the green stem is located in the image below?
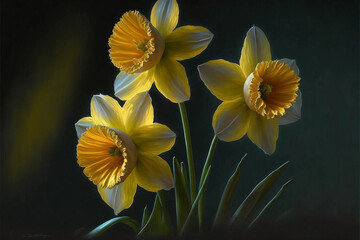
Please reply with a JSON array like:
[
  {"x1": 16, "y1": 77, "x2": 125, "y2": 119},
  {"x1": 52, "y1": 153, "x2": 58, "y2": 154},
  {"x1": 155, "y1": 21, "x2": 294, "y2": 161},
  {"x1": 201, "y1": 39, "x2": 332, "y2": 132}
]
[
  {"x1": 178, "y1": 102, "x2": 196, "y2": 203},
  {"x1": 198, "y1": 135, "x2": 218, "y2": 231}
]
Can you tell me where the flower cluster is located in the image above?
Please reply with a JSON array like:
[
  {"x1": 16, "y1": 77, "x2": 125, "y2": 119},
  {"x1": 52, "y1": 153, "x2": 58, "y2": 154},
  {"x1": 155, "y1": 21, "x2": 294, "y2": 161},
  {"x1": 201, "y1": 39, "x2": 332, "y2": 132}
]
[{"x1": 75, "y1": 0, "x2": 302, "y2": 237}]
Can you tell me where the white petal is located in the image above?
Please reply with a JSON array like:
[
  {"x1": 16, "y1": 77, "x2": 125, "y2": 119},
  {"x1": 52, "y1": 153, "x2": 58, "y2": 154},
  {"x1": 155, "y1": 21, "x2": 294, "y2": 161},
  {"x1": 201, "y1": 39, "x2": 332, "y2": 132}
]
[
  {"x1": 150, "y1": 0, "x2": 179, "y2": 37},
  {"x1": 279, "y1": 58, "x2": 300, "y2": 75},
  {"x1": 114, "y1": 71, "x2": 153, "y2": 101},
  {"x1": 97, "y1": 172, "x2": 137, "y2": 215},
  {"x1": 91, "y1": 94, "x2": 124, "y2": 130},
  {"x1": 75, "y1": 117, "x2": 94, "y2": 138},
  {"x1": 278, "y1": 90, "x2": 302, "y2": 125}
]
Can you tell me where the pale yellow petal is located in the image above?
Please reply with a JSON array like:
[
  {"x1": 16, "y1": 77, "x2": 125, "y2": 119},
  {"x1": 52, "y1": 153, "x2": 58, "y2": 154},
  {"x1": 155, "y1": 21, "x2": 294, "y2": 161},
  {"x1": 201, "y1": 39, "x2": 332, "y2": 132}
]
[
  {"x1": 198, "y1": 59, "x2": 245, "y2": 101},
  {"x1": 240, "y1": 26, "x2": 271, "y2": 77},
  {"x1": 114, "y1": 71, "x2": 154, "y2": 101},
  {"x1": 134, "y1": 153, "x2": 173, "y2": 192},
  {"x1": 151, "y1": 0, "x2": 179, "y2": 38},
  {"x1": 75, "y1": 117, "x2": 94, "y2": 138},
  {"x1": 154, "y1": 58, "x2": 190, "y2": 103},
  {"x1": 164, "y1": 26, "x2": 213, "y2": 60},
  {"x1": 213, "y1": 99, "x2": 252, "y2": 141},
  {"x1": 247, "y1": 114, "x2": 279, "y2": 155},
  {"x1": 278, "y1": 90, "x2": 302, "y2": 125},
  {"x1": 91, "y1": 94, "x2": 124, "y2": 130},
  {"x1": 279, "y1": 58, "x2": 300, "y2": 76},
  {"x1": 131, "y1": 123, "x2": 176, "y2": 155},
  {"x1": 97, "y1": 171, "x2": 137, "y2": 215},
  {"x1": 122, "y1": 92, "x2": 154, "y2": 135}
]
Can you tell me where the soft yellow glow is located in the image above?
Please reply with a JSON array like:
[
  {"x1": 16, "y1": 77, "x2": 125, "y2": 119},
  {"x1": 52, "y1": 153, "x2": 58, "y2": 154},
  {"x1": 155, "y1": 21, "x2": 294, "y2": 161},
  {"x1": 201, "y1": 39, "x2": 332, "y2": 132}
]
[
  {"x1": 244, "y1": 60, "x2": 300, "y2": 119},
  {"x1": 109, "y1": 11, "x2": 164, "y2": 74},
  {"x1": 5, "y1": 19, "x2": 88, "y2": 187},
  {"x1": 77, "y1": 126, "x2": 135, "y2": 189}
]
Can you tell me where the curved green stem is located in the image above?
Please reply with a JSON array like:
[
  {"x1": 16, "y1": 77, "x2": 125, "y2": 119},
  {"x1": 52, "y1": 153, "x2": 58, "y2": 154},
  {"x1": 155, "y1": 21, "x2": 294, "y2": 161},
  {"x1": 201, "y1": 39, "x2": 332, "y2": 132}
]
[
  {"x1": 198, "y1": 135, "x2": 218, "y2": 231},
  {"x1": 86, "y1": 217, "x2": 139, "y2": 239},
  {"x1": 178, "y1": 102, "x2": 196, "y2": 203}
]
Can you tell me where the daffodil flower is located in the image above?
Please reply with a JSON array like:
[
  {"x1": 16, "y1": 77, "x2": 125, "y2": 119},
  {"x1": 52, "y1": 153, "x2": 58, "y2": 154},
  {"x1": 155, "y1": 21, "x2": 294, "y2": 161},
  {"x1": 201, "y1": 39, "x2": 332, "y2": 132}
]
[
  {"x1": 110, "y1": 0, "x2": 213, "y2": 103},
  {"x1": 75, "y1": 92, "x2": 175, "y2": 214},
  {"x1": 198, "y1": 26, "x2": 302, "y2": 155}
]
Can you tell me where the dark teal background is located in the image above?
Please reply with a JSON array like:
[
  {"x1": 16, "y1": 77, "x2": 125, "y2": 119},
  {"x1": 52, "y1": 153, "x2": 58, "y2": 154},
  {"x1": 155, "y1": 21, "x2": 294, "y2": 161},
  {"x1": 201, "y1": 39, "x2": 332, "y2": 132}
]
[{"x1": 1, "y1": 0, "x2": 359, "y2": 239}]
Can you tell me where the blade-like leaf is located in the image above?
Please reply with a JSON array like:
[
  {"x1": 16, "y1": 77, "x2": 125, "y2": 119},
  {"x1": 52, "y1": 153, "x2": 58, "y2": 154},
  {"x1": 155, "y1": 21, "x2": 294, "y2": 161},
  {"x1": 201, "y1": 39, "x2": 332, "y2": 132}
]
[
  {"x1": 248, "y1": 179, "x2": 293, "y2": 228},
  {"x1": 173, "y1": 157, "x2": 191, "y2": 231},
  {"x1": 214, "y1": 153, "x2": 247, "y2": 226},
  {"x1": 86, "y1": 216, "x2": 139, "y2": 239},
  {"x1": 180, "y1": 162, "x2": 189, "y2": 196},
  {"x1": 231, "y1": 161, "x2": 289, "y2": 226},
  {"x1": 157, "y1": 190, "x2": 173, "y2": 232},
  {"x1": 180, "y1": 166, "x2": 211, "y2": 234},
  {"x1": 141, "y1": 206, "x2": 149, "y2": 229},
  {"x1": 198, "y1": 136, "x2": 218, "y2": 230},
  {"x1": 137, "y1": 193, "x2": 171, "y2": 237}
]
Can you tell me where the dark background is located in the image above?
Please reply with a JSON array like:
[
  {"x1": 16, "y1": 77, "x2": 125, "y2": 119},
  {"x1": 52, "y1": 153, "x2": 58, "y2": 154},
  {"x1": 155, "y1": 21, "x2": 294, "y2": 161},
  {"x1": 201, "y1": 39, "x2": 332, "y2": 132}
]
[{"x1": 1, "y1": 0, "x2": 359, "y2": 239}]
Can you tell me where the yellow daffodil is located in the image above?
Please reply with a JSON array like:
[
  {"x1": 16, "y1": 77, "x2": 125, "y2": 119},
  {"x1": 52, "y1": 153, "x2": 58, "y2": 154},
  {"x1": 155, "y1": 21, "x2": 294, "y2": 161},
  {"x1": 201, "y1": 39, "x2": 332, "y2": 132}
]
[
  {"x1": 198, "y1": 26, "x2": 302, "y2": 155},
  {"x1": 110, "y1": 0, "x2": 213, "y2": 103},
  {"x1": 75, "y1": 92, "x2": 175, "y2": 214}
]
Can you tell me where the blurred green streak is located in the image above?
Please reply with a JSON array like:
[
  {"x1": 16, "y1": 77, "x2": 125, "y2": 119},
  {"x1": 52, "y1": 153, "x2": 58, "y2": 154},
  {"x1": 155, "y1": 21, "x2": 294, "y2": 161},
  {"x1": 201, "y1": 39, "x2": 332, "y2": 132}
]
[{"x1": 5, "y1": 17, "x2": 89, "y2": 188}]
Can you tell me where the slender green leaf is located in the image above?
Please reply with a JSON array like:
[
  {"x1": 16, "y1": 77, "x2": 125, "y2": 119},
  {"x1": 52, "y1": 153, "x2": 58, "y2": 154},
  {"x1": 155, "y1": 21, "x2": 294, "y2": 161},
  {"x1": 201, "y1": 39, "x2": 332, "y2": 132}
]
[
  {"x1": 173, "y1": 157, "x2": 191, "y2": 231},
  {"x1": 199, "y1": 136, "x2": 218, "y2": 187},
  {"x1": 180, "y1": 162, "x2": 189, "y2": 195},
  {"x1": 231, "y1": 161, "x2": 289, "y2": 226},
  {"x1": 198, "y1": 135, "x2": 218, "y2": 230},
  {"x1": 137, "y1": 193, "x2": 171, "y2": 237},
  {"x1": 214, "y1": 153, "x2": 247, "y2": 226},
  {"x1": 178, "y1": 102, "x2": 196, "y2": 203},
  {"x1": 180, "y1": 166, "x2": 211, "y2": 234},
  {"x1": 86, "y1": 216, "x2": 139, "y2": 239},
  {"x1": 248, "y1": 179, "x2": 293, "y2": 228},
  {"x1": 157, "y1": 190, "x2": 173, "y2": 232},
  {"x1": 141, "y1": 206, "x2": 149, "y2": 229}
]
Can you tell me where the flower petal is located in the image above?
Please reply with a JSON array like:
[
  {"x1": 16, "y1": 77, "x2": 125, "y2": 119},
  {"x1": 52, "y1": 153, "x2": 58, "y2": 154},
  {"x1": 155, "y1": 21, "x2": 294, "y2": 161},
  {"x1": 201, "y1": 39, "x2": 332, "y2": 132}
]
[
  {"x1": 240, "y1": 26, "x2": 272, "y2": 77},
  {"x1": 122, "y1": 92, "x2": 154, "y2": 134},
  {"x1": 154, "y1": 58, "x2": 190, "y2": 103},
  {"x1": 114, "y1": 71, "x2": 154, "y2": 101},
  {"x1": 134, "y1": 153, "x2": 173, "y2": 192},
  {"x1": 198, "y1": 59, "x2": 245, "y2": 101},
  {"x1": 213, "y1": 99, "x2": 252, "y2": 142},
  {"x1": 279, "y1": 58, "x2": 300, "y2": 75},
  {"x1": 131, "y1": 123, "x2": 176, "y2": 155},
  {"x1": 164, "y1": 26, "x2": 213, "y2": 60},
  {"x1": 75, "y1": 117, "x2": 94, "y2": 138},
  {"x1": 277, "y1": 59, "x2": 301, "y2": 125},
  {"x1": 278, "y1": 90, "x2": 302, "y2": 125},
  {"x1": 91, "y1": 95, "x2": 124, "y2": 130},
  {"x1": 151, "y1": 0, "x2": 179, "y2": 38},
  {"x1": 97, "y1": 171, "x2": 137, "y2": 215},
  {"x1": 247, "y1": 114, "x2": 279, "y2": 155}
]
